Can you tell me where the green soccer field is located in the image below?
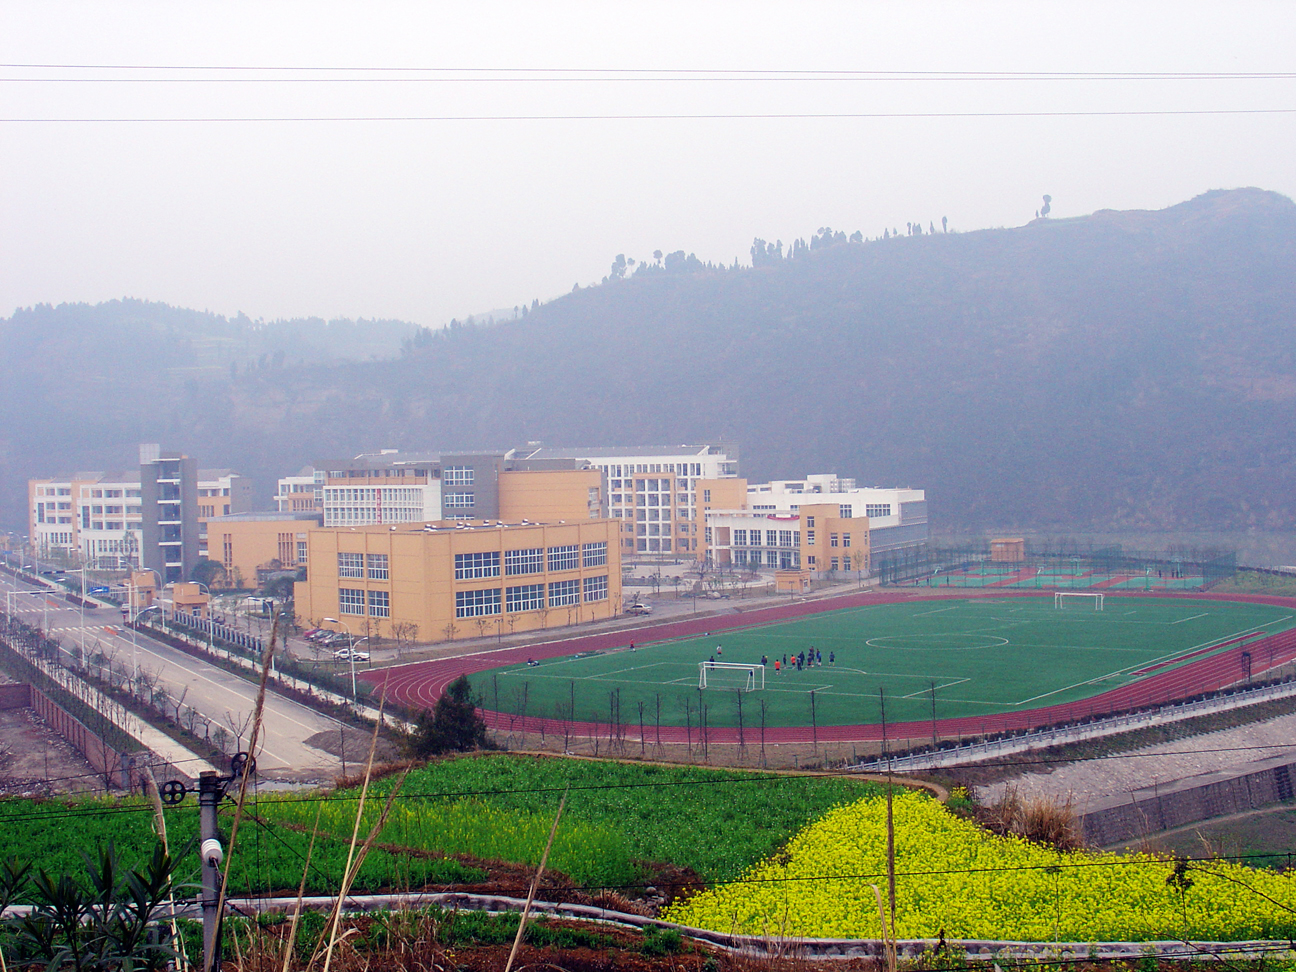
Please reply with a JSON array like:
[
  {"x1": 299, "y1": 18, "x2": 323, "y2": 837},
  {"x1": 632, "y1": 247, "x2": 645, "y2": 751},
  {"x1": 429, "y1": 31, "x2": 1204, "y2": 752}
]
[{"x1": 474, "y1": 596, "x2": 1296, "y2": 729}]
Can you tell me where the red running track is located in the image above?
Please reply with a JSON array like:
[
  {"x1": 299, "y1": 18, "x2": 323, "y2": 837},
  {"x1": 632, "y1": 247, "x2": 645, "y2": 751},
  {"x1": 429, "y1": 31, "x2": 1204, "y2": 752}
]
[{"x1": 362, "y1": 590, "x2": 1296, "y2": 745}]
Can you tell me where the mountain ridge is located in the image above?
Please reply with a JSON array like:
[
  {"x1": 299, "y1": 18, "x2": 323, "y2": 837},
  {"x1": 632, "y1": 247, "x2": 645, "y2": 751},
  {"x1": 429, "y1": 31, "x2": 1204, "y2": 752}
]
[{"x1": 2, "y1": 188, "x2": 1294, "y2": 539}]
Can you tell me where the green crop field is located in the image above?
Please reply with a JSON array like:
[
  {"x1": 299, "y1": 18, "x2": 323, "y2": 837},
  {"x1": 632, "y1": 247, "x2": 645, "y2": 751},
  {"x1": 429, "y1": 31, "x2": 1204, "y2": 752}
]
[{"x1": 475, "y1": 596, "x2": 1296, "y2": 728}]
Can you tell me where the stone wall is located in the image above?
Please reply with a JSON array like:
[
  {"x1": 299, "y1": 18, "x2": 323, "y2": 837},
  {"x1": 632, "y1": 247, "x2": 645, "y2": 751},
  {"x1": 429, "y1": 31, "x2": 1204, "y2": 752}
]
[{"x1": 1081, "y1": 761, "x2": 1296, "y2": 846}]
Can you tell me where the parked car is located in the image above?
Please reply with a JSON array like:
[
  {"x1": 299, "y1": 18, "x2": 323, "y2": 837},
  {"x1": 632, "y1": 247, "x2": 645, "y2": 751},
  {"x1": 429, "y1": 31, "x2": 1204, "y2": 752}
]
[
  {"x1": 88, "y1": 586, "x2": 111, "y2": 595},
  {"x1": 625, "y1": 602, "x2": 653, "y2": 616},
  {"x1": 301, "y1": 628, "x2": 323, "y2": 640},
  {"x1": 333, "y1": 647, "x2": 370, "y2": 662}
]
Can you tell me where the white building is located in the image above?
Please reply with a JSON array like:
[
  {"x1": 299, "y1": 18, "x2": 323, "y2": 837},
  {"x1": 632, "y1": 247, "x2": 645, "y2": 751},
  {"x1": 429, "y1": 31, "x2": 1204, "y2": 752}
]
[
  {"x1": 510, "y1": 443, "x2": 740, "y2": 557},
  {"x1": 744, "y1": 476, "x2": 927, "y2": 555},
  {"x1": 275, "y1": 465, "x2": 325, "y2": 513}
]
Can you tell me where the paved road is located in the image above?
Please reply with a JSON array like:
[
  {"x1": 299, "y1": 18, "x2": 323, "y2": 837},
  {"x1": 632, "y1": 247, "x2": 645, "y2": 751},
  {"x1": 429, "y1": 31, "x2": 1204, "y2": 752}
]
[{"x1": 1, "y1": 574, "x2": 344, "y2": 780}]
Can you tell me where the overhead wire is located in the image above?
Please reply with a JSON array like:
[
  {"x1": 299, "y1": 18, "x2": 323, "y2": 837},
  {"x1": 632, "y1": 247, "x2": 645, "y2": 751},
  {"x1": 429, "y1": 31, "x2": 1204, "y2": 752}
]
[{"x1": 2, "y1": 108, "x2": 1295, "y2": 123}]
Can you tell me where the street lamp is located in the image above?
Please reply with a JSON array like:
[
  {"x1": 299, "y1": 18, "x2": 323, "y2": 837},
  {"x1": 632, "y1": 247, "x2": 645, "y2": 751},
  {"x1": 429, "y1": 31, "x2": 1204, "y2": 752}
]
[
  {"x1": 62, "y1": 567, "x2": 89, "y2": 662},
  {"x1": 323, "y1": 617, "x2": 358, "y2": 700},
  {"x1": 124, "y1": 566, "x2": 163, "y2": 683}
]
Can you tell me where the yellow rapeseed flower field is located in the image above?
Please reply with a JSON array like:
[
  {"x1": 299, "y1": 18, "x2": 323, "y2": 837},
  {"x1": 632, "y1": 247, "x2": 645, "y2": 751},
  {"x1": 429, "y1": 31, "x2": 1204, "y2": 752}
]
[{"x1": 663, "y1": 791, "x2": 1296, "y2": 941}]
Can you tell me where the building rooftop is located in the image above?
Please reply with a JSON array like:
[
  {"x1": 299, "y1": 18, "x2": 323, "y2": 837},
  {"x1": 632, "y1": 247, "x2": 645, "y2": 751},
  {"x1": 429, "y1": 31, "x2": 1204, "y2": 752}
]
[
  {"x1": 207, "y1": 512, "x2": 323, "y2": 524},
  {"x1": 513, "y1": 443, "x2": 736, "y2": 460}
]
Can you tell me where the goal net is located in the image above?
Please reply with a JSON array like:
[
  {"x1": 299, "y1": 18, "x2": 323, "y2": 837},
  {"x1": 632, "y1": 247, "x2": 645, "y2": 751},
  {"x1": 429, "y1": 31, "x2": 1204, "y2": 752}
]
[
  {"x1": 1054, "y1": 591, "x2": 1105, "y2": 611},
  {"x1": 698, "y1": 661, "x2": 766, "y2": 691}
]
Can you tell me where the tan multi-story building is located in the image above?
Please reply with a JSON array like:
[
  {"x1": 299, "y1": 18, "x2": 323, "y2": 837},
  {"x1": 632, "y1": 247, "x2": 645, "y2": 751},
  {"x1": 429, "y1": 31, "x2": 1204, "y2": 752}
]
[
  {"x1": 295, "y1": 517, "x2": 622, "y2": 641},
  {"x1": 205, "y1": 511, "x2": 322, "y2": 588},
  {"x1": 700, "y1": 475, "x2": 927, "y2": 578}
]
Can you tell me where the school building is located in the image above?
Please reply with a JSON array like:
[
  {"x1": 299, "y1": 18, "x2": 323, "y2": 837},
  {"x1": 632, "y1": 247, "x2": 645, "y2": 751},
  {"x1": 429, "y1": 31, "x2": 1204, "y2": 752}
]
[
  {"x1": 699, "y1": 475, "x2": 927, "y2": 578},
  {"x1": 294, "y1": 517, "x2": 623, "y2": 642}
]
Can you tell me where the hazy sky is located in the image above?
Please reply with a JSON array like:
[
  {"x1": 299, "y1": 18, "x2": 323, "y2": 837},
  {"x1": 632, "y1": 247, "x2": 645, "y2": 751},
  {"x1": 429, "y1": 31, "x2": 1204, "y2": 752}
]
[{"x1": 3, "y1": 1, "x2": 1295, "y2": 326}]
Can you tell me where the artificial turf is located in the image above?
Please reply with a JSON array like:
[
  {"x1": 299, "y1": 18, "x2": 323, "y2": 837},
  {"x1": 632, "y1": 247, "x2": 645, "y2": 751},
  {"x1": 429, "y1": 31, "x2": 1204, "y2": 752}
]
[{"x1": 474, "y1": 596, "x2": 1296, "y2": 728}]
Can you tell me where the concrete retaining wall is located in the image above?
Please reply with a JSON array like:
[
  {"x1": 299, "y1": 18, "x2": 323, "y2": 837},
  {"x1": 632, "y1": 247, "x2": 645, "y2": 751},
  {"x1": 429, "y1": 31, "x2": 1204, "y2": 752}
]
[{"x1": 1082, "y1": 761, "x2": 1296, "y2": 846}]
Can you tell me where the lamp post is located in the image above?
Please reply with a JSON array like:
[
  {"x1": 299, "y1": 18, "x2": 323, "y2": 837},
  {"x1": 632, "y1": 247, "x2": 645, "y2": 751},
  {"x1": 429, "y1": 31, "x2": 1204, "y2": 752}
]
[
  {"x1": 62, "y1": 567, "x2": 89, "y2": 663},
  {"x1": 126, "y1": 566, "x2": 164, "y2": 683},
  {"x1": 323, "y1": 616, "x2": 357, "y2": 700}
]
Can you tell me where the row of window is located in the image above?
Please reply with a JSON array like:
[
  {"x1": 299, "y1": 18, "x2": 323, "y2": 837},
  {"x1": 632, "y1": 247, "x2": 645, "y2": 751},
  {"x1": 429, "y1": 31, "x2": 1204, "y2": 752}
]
[
  {"x1": 729, "y1": 529, "x2": 803, "y2": 548},
  {"x1": 599, "y1": 462, "x2": 706, "y2": 478},
  {"x1": 443, "y1": 465, "x2": 474, "y2": 486},
  {"x1": 324, "y1": 487, "x2": 427, "y2": 503},
  {"x1": 453, "y1": 542, "x2": 607, "y2": 579},
  {"x1": 455, "y1": 575, "x2": 609, "y2": 617},
  {"x1": 444, "y1": 492, "x2": 474, "y2": 508},
  {"x1": 804, "y1": 555, "x2": 866, "y2": 571},
  {"x1": 338, "y1": 552, "x2": 389, "y2": 579},
  {"x1": 338, "y1": 588, "x2": 391, "y2": 617},
  {"x1": 732, "y1": 549, "x2": 802, "y2": 569}
]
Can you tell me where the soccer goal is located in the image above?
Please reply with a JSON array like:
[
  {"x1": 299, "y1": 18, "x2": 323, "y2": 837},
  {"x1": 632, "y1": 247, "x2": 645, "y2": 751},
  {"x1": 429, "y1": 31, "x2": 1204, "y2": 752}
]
[
  {"x1": 699, "y1": 661, "x2": 766, "y2": 691},
  {"x1": 1054, "y1": 591, "x2": 1105, "y2": 611}
]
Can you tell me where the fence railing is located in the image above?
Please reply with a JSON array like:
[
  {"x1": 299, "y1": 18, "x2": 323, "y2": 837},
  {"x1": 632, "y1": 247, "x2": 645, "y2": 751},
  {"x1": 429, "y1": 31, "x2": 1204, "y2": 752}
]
[{"x1": 852, "y1": 675, "x2": 1296, "y2": 774}]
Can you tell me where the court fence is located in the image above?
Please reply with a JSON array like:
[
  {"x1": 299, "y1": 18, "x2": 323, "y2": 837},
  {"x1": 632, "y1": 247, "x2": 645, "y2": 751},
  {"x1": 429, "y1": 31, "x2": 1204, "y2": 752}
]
[{"x1": 877, "y1": 540, "x2": 1237, "y2": 588}]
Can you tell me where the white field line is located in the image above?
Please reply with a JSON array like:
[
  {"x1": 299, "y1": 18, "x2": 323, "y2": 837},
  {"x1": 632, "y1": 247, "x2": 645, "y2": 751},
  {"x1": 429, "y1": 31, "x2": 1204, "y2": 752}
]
[{"x1": 1172, "y1": 613, "x2": 1210, "y2": 624}]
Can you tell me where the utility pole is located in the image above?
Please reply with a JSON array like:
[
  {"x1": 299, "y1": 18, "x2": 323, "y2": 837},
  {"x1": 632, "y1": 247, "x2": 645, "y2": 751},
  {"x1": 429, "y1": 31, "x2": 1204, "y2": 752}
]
[{"x1": 198, "y1": 772, "x2": 225, "y2": 972}]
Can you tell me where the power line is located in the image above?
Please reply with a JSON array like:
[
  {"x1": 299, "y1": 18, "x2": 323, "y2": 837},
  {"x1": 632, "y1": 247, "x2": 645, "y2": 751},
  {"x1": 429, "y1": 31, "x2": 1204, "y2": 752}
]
[
  {"x1": 2, "y1": 64, "x2": 1295, "y2": 80},
  {"x1": 7, "y1": 72, "x2": 1296, "y2": 84},
  {"x1": 2, "y1": 107, "x2": 1294, "y2": 124}
]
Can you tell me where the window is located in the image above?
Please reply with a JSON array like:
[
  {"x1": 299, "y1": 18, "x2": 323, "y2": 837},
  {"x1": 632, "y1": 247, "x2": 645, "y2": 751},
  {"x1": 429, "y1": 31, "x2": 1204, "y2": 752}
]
[
  {"x1": 549, "y1": 578, "x2": 580, "y2": 606},
  {"x1": 831, "y1": 558, "x2": 840, "y2": 571},
  {"x1": 830, "y1": 533, "x2": 839, "y2": 547},
  {"x1": 806, "y1": 516, "x2": 815, "y2": 528},
  {"x1": 368, "y1": 589, "x2": 390, "y2": 617},
  {"x1": 839, "y1": 505, "x2": 853, "y2": 518},
  {"x1": 766, "y1": 530, "x2": 778, "y2": 547},
  {"x1": 297, "y1": 540, "x2": 308, "y2": 563},
  {"x1": 367, "y1": 553, "x2": 389, "y2": 579},
  {"x1": 704, "y1": 526, "x2": 713, "y2": 543},
  {"x1": 843, "y1": 533, "x2": 852, "y2": 548},
  {"x1": 807, "y1": 530, "x2": 815, "y2": 544},
  {"x1": 779, "y1": 530, "x2": 794, "y2": 547},
  {"x1": 456, "y1": 588, "x2": 501, "y2": 617},
  {"x1": 765, "y1": 550, "x2": 779, "y2": 568},
  {"x1": 704, "y1": 489, "x2": 712, "y2": 503},
  {"x1": 454, "y1": 551, "x2": 500, "y2": 579},
  {"x1": 338, "y1": 552, "x2": 364, "y2": 578},
  {"x1": 444, "y1": 465, "x2": 474, "y2": 486},
  {"x1": 506, "y1": 584, "x2": 545, "y2": 612},
  {"x1": 583, "y1": 574, "x2": 608, "y2": 602},
  {"x1": 733, "y1": 529, "x2": 747, "y2": 546},
  {"x1": 548, "y1": 545, "x2": 579, "y2": 571},
  {"x1": 339, "y1": 589, "x2": 365, "y2": 615},
  {"x1": 582, "y1": 541, "x2": 607, "y2": 567},
  {"x1": 807, "y1": 555, "x2": 816, "y2": 566},
  {"x1": 444, "y1": 492, "x2": 475, "y2": 508},
  {"x1": 223, "y1": 534, "x2": 233, "y2": 567},
  {"x1": 865, "y1": 504, "x2": 891, "y2": 518},
  {"x1": 505, "y1": 548, "x2": 544, "y2": 575}
]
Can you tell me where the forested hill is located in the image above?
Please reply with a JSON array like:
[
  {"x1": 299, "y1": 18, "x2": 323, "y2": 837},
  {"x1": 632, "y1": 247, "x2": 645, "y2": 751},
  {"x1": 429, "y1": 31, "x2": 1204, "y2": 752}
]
[{"x1": 3, "y1": 188, "x2": 1295, "y2": 536}]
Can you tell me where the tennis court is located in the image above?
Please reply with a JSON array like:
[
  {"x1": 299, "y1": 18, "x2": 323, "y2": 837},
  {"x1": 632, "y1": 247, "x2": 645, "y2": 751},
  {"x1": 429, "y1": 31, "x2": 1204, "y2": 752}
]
[{"x1": 474, "y1": 595, "x2": 1295, "y2": 729}]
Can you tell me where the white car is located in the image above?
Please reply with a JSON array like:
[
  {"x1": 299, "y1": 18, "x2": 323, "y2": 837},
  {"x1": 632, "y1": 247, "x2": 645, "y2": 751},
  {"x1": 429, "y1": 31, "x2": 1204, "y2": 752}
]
[
  {"x1": 625, "y1": 602, "x2": 653, "y2": 616},
  {"x1": 333, "y1": 647, "x2": 370, "y2": 662}
]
